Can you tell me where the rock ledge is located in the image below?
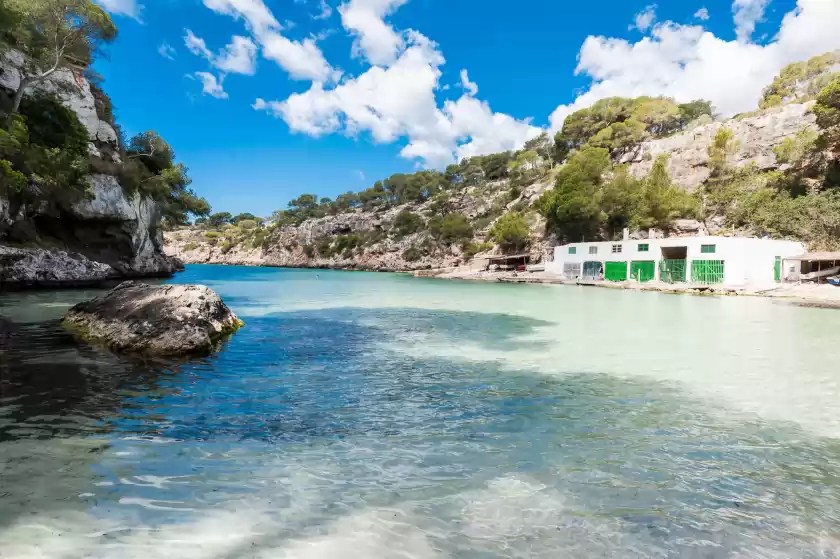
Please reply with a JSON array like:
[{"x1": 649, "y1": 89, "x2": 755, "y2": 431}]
[{"x1": 62, "y1": 281, "x2": 243, "y2": 355}]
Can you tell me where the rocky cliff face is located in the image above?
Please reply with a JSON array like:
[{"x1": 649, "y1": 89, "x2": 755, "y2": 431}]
[
  {"x1": 0, "y1": 52, "x2": 181, "y2": 288},
  {"x1": 165, "y1": 102, "x2": 818, "y2": 272}
]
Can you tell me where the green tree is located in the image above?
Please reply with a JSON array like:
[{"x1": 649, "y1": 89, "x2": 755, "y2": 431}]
[
  {"x1": 538, "y1": 147, "x2": 611, "y2": 241},
  {"x1": 678, "y1": 100, "x2": 714, "y2": 125},
  {"x1": 490, "y1": 212, "x2": 530, "y2": 252},
  {"x1": 233, "y1": 212, "x2": 257, "y2": 223},
  {"x1": 2, "y1": 0, "x2": 117, "y2": 116},
  {"x1": 708, "y1": 128, "x2": 739, "y2": 177},
  {"x1": 208, "y1": 212, "x2": 233, "y2": 228}
]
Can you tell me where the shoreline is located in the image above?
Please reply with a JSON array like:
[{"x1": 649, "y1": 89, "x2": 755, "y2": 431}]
[
  {"x1": 413, "y1": 266, "x2": 840, "y2": 309},
  {"x1": 168, "y1": 258, "x2": 840, "y2": 310}
]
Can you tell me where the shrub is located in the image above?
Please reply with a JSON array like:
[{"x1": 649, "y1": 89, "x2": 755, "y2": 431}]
[
  {"x1": 392, "y1": 210, "x2": 424, "y2": 238},
  {"x1": 462, "y1": 241, "x2": 493, "y2": 260},
  {"x1": 183, "y1": 242, "x2": 197, "y2": 251},
  {"x1": 429, "y1": 213, "x2": 473, "y2": 244},
  {"x1": 490, "y1": 212, "x2": 530, "y2": 252},
  {"x1": 220, "y1": 241, "x2": 233, "y2": 254},
  {"x1": 303, "y1": 244, "x2": 316, "y2": 258},
  {"x1": 403, "y1": 246, "x2": 422, "y2": 262},
  {"x1": 238, "y1": 219, "x2": 257, "y2": 230}
]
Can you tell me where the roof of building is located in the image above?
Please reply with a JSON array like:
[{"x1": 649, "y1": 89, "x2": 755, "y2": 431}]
[
  {"x1": 487, "y1": 253, "x2": 530, "y2": 262},
  {"x1": 786, "y1": 252, "x2": 840, "y2": 261}
]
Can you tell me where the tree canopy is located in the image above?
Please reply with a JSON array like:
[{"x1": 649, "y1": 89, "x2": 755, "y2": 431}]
[{"x1": 1, "y1": 0, "x2": 117, "y2": 115}]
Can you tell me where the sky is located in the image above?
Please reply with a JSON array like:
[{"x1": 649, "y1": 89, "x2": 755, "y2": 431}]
[{"x1": 91, "y1": 0, "x2": 839, "y2": 216}]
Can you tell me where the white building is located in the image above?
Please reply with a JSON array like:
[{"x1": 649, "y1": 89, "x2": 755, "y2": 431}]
[{"x1": 546, "y1": 234, "x2": 806, "y2": 288}]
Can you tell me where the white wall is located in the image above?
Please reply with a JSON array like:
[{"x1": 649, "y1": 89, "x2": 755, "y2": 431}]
[{"x1": 547, "y1": 236, "x2": 805, "y2": 287}]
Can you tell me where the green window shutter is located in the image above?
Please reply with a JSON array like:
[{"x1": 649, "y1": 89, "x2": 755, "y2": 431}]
[
  {"x1": 638, "y1": 244, "x2": 649, "y2": 252},
  {"x1": 701, "y1": 244, "x2": 716, "y2": 254},
  {"x1": 569, "y1": 247, "x2": 577, "y2": 254}
]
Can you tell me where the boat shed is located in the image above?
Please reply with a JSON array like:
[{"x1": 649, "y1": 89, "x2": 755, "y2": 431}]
[
  {"x1": 486, "y1": 254, "x2": 530, "y2": 271},
  {"x1": 546, "y1": 235, "x2": 806, "y2": 287},
  {"x1": 782, "y1": 252, "x2": 840, "y2": 283}
]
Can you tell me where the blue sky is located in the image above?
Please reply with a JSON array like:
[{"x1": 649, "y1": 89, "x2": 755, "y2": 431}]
[{"x1": 91, "y1": 0, "x2": 834, "y2": 216}]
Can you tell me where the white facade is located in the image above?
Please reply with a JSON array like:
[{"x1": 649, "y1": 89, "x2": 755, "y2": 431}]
[{"x1": 546, "y1": 236, "x2": 806, "y2": 288}]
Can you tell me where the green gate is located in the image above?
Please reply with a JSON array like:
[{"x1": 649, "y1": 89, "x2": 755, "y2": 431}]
[
  {"x1": 582, "y1": 261, "x2": 603, "y2": 280},
  {"x1": 691, "y1": 260, "x2": 725, "y2": 284},
  {"x1": 604, "y1": 261, "x2": 627, "y2": 282},
  {"x1": 660, "y1": 260, "x2": 687, "y2": 283},
  {"x1": 775, "y1": 256, "x2": 782, "y2": 282},
  {"x1": 630, "y1": 261, "x2": 655, "y2": 283}
]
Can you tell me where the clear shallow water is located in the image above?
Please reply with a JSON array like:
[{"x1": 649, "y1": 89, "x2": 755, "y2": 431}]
[{"x1": 3, "y1": 266, "x2": 840, "y2": 557}]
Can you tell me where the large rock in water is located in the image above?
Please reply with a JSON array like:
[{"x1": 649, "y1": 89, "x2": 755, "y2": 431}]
[{"x1": 62, "y1": 281, "x2": 243, "y2": 356}]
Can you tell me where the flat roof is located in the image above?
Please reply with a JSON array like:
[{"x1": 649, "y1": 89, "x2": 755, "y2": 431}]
[
  {"x1": 487, "y1": 254, "x2": 530, "y2": 262},
  {"x1": 785, "y1": 252, "x2": 840, "y2": 262}
]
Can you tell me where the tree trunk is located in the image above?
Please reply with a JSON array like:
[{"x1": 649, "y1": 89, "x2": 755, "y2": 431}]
[{"x1": 10, "y1": 82, "x2": 27, "y2": 116}]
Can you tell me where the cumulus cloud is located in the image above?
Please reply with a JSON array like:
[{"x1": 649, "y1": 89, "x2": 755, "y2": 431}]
[
  {"x1": 202, "y1": 0, "x2": 337, "y2": 82},
  {"x1": 192, "y1": 72, "x2": 229, "y2": 99},
  {"x1": 694, "y1": 7, "x2": 710, "y2": 21},
  {"x1": 549, "y1": 0, "x2": 840, "y2": 131},
  {"x1": 732, "y1": 0, "x2": 770, "y2": 42},
  {"x1": 158, "y1": 43, "x2": 176, "y2": 60},
  {"x1": 631, "y1": 5, "x2": 657, "y2": 32},
  {"x1": 339, "y1": 0, "x2": 410, "y2": 65},
  {"x1": 254, "y1": 32, "x2": 539, "y2": 166},
  {"x1": 95, "y1": 0, "x2": 142, "y2": 19},
  {"x1": 184, "y1": 30, "x2": 258, "y2": 75}
]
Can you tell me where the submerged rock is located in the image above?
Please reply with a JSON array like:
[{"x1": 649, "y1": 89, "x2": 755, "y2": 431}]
[{"x1": 62, "y1": 281, "x2": 243, "y2": 356}]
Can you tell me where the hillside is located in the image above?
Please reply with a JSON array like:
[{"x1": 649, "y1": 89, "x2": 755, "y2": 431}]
[
  {"x1": 0, "y1": 2, "x2": 210, "y2": 287},
  {"x1": 166, "y1": 50, "x2": 840, "y2": 272}
]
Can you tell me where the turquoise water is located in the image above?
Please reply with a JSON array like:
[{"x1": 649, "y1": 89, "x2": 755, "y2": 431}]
[{"x1": 3, "y1": 265, "x2": 840, "y2": 557}]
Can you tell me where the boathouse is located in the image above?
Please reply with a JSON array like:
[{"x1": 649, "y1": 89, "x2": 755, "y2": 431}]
[{"x1": 546, "y1": 235, "x2": 805, "y2": 287}]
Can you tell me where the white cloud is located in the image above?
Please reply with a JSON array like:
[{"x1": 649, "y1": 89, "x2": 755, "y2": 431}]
[
  {"x1": 95, "y1": 0, "x2": 142, "y2": 19},
  {"x1": 339, "y1": 0, "x2": 410, "y2": 65},
  {"x1": 314, "y1": 0, "x2": 333, "y2": 20},
  {"x1": 158, "y1": 43, "x2": 176, "y2": 60},
  {"x1": 732, "y1": 0, "x2": 770, "y2": 42},
  {"x1": 254, "y1": 32, "x2": 538, "y2": 167},
  {"x1": 459, "y1": 69, "x2": 478, "y2": 96},
  {"x1": 549, "y1": 0, "x2": 840, "y2": 131},
  {"x1": 631, "y1": 5, "x2": 657, "y2": 32},
  {"x1": 202, "y1": 0, "x2": 337, "y2": 82},
  {"x1": 184, "y1": 30, "x2": 258, "y2": 76},
  {"x1": 215, "y1": 36, "x2": 258, "y2": 74},
  {"x1": 193, "y1": 72, "x2": 229, "y2": 99},
  {"x1": 185, "y1": 29, "x2": 214, "y2": 60},
  {"x1": 694, "y1": 7, "x2": 710, "y2": 21},
  {"x1": 357, "y1": 169, "x2": 365, "y2": 180}
]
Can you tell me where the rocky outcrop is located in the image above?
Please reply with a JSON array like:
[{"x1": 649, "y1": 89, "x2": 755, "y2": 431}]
[
  {"x1": 62, "y1": 281, "x2": 243, "y2": 356},
  {"x1": 624, "y1": 102, "x2": 817, "y2": 191},
  {"x1": 165, "y1": 175, "x2": 555, "y2": 272},
  {"x1": 0, "y1": 246, "x2": 116, "y2": 288},
  {"x1": 0, "y1": 52, "x2": 181, "y2": 288}
]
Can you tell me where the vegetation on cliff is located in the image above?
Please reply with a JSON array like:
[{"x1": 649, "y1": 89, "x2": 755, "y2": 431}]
[
  {"x1": 0, "y1": 0, "x2": 210, "y2": 240},
  {"x1": 171, "y1": 50, "x2": 840, "y2": 267}
]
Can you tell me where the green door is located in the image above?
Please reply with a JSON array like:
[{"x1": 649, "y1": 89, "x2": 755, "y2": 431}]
[
  {"x1": 630, "y1": 261, "x2": 655, "y2": 283},
  {"x1": 604, "y1": 261, "x2": 627, "y2": 282},
  {"x1": 660, "y1": 260, "x2": 687, "y2": 283},
  {"x1": 775, "y1": 256, "x2": 782, "y2": 282},
  {"x1": 691, "y1": 260, "x2": 725, "y2": 284}
]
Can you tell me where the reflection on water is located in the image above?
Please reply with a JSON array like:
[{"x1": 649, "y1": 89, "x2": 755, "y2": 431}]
[{"x1": 2, "y1": 266, "x2": 840, "y2": 558}]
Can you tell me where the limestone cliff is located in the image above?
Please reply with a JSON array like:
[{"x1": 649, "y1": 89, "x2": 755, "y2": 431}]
[
  {"x1": 0, "y1": 52, "x2": 181, "y2": 288},
  {"x1": 165, "y1": 102, "x2": 817, "y2": 272}
]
